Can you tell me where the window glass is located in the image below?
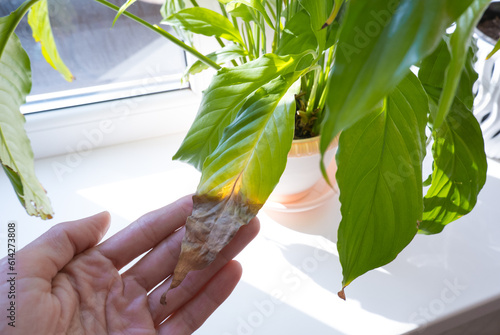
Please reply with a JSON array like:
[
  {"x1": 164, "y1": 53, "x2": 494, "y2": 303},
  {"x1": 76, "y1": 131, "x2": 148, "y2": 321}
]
[{"x1": 1, "y1": 0, "x2": 187, "y2": 113}]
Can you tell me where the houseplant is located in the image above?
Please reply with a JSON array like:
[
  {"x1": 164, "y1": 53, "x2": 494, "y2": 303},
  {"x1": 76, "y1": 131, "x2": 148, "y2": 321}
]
[{"x1": 0, "y1": 0, "x2": 491, "y2": 301}]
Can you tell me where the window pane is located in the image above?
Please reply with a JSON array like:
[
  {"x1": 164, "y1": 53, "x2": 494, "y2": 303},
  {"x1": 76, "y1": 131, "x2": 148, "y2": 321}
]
[{"x1": 1, "y1": 0, "x2": 187, "y2": 112}]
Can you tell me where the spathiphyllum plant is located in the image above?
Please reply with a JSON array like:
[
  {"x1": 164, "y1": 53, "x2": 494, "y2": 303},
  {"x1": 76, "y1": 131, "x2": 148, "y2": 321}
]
[{"x1": 0, "y1": 0, "x2": 492, "y2": 301}]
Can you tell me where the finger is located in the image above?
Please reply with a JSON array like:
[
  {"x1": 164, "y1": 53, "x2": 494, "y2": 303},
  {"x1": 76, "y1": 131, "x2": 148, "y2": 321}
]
[
  {"x1": 148, "y1": 217, "x2": 260, "y2": 325},
  {"x1": 158, "y1": 260, "x2": 242, "y2": 335},
  {"x1": 121, "y1": 227, "x2": 184, "y2": 291},
  {"x1": 18, "y1": 212, "x2": 110, "y2": 280},
  {"x1": 98, "y1": 195, "x2": 193, "y2": 270}
]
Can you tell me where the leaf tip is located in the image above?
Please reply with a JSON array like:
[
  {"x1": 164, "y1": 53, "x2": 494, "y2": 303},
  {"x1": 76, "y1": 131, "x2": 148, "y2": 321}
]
[{"x1": 338, "y1": 287, "x2": 346, "y2": 300}]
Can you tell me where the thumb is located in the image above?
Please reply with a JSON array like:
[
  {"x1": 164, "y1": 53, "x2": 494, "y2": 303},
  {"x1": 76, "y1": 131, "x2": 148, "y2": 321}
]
[{"x1": 18, "y1": 211, "x2": 111, "y2": 280}]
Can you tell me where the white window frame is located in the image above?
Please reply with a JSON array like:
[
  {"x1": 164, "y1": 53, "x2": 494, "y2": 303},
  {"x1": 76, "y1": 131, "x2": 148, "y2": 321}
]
[{"x1": 24, "y1": 35, "x2": 220, "y2": 160}]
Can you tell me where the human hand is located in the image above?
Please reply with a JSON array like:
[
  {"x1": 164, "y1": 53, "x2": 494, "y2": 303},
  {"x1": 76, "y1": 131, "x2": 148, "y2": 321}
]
[{"x1": 0, "y1": 196, "x2": 259, "y2": 334}]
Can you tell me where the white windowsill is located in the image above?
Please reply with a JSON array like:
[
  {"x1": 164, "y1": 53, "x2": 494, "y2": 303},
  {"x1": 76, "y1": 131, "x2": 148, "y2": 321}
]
[
  {"x1": 25, "y1": 88, "x2": 201, "y2": 159},
  {"x1": 1, "y1": 126, "x2": 500, "y2": 334}
]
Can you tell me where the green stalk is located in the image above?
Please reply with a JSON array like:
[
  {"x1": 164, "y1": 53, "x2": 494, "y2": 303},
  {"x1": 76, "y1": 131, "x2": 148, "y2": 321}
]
[
  {"x1": 317, "y1": 47, "x2": 335, "y2": 112},
  {"x1": 245, "y1": 22, "x2": 256, "y2": 59},
  {"x1": 190, "y1": 0, "x2": 199, "y2": 6},
  {"x1": 240, "y1": 23, "x2": 250, "y2": 62},
  {"x1": 255, "y1": 23, "x2": 261, "y2": 57},
  {"x1": 264, "y1": 0, "x2": 277, "y2": 21},
  {"x1": 219, "y1": 2, "x2": 229, "y2": 17},
  {"x1": 274, "y1": 0, "x2": 282, "y2": 52},
  {"x1": 306, "y1": 68, "x2": 320, "y2": 115},
  {"x1": 95, "y1": 0, "x2": 221, "y2": 70}
]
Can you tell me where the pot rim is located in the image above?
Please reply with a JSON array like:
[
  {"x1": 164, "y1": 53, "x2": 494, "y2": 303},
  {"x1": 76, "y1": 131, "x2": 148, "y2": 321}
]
[{"x1": 289, "y1": 134, "x2": 338, "y2": 157}]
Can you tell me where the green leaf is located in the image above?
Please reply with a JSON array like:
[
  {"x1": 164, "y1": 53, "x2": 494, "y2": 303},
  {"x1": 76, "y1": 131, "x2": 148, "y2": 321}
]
[
  {"x1": 321, "y1": 0, "x2": 475, "y2": 159},
  {"x1": 219, "y1": 0, "x2": 274, "y2": 29},
  {"x1": 419, "y1": 102, "x2": 487, "y2": 234},
  {"x1": 276, "y1": 10, "x2": 317, "y2": 56},
  {"x1": 0, "y1": 33, "x2": 53, "y2": 219},
  {"x1": 173, "y1": 53, "x2": 299, "y2": 170},
  {"x1": 112, "y1": 0, "x2": 137, "y2": 26},
  {"x1": 419, "y1": 36, "x2": 487, "y2": 235},
  {"x1": 183, "y1": 44, "x2": 248, "y2": 80},
  {"x1": 432, "y1": 0, "x2": 489, "y2": 130},
  {"x1": 298, "y1": 0, "x2": 334, "y2": 53},
  {"x1": 486, "y1": 38, "x2": 500, "y2": 60},
  {"x1": 0, "y1": 0, "x2": 35, "y2": 57},
  {"x1": 336, "y1": 73, "x2": 428, "y2": 292},
  {"x1": 163, "y1": 7, "x2": 244, "y2": 45},
  {"x1": 419, "y1": 38, "x2": 478, "y2": 110},
  {"x1": 169, "y1": 75, "x2": 299, "y2": 289},
  {"x1": 225, "y1": 2, "x2": 254, "y2": 22},
  {"x1": 27, "y1": 0, "x2": 74, "y2": 82}
]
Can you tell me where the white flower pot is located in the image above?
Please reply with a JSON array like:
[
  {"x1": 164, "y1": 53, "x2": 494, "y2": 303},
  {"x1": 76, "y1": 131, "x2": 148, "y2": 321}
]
[{"x1": 269, "y1": 136, "x2": 338, "y2": 204}]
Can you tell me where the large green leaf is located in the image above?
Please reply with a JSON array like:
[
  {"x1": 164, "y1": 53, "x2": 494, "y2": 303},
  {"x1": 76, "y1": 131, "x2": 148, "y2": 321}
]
[
  {"x1": 168, "y1": 75, "x2": 299, "y2": 290},
  {"x1": 432, "y1": 0, "x2": 489, "y2": 129},
  {"x1": 418, "y1": 38, "x2": 487, "y2": 235},
  {"x1": 183, "y1": 44, "x2": 248, "y2": 81},
  {"x1": 162, "y1": 7, "x2": 245, "y2": 45},
  {"x1": 276, "y1": 10, "x2": 317, "y2": 56},
  {"x1": 173, "y1": 53, "x2": 299, "y2": 170},
  {"x1": 0, "y1": 33, "x2": 53, "y2": 219},
  {"x1": 336, "y1": 73, "x2": 428, "y2": 294},
  {"x1": 27, "y1": 0, "x2": 74, "y2": 82},
  {"x1": 320, "y1": 0, "x2": 475, "y2": 160}
]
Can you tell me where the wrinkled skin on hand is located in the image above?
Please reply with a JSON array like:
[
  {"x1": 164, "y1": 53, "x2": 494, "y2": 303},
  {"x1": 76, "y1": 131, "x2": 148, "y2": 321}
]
[{"x1": 0, "y1": 196, "x2": 259, "y2": 335}]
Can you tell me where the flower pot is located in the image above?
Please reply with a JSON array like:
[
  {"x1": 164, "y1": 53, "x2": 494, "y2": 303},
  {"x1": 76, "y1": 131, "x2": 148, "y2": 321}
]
[{"x1": 269, "y1": 135, "x2": 338, "y2": 204}]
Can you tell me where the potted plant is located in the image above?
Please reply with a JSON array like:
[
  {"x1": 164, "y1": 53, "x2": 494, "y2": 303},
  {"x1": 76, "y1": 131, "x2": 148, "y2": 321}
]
[{"x1": 0, "y1": 0, "x2": 491, "y2": 303}]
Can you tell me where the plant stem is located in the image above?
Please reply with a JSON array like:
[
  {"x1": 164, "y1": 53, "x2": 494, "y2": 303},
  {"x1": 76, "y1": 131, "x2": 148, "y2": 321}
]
[
  {"x1": 94, "y1": 0, "x2": 221, "y2": 70},
  {"x1": 317, "y1": 47, "x2": 335, "y2": 112},
  {"x1": 274, "y1": 0, "x2": 282, "y2": 52},
  {"x1": 245, "y1": 22, "x2": 257, "y2": 59},
  {"x1": 189, "y1": 0, "x2": 199, "y2": 7}
]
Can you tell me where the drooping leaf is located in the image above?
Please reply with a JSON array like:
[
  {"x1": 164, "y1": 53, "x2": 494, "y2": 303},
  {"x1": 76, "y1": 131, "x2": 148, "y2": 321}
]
[
  {"x1": 418, "y1": 37, "x2": 487, "y2": 235},
  {"x1": 112, "y1": 0, "x2": 137, "y2": 26},
  {"x1": 167, "y1": 75, "x2": 299, "y2": 293},
  {"x1": 298, "y1": 0, "x2": 333, "y2": 53},
  {"x1": 432, "y1": 0, "x2": 489, "y2": 130},
  {"x1": 336, "y1": 73, "x2": 428, "y2": 294},
  {"x1": 0, "y1": 33, "x2": 53, "y2": 219},
  {"x1": 183, "y1": 44, "x2": 247, "y2": 81},
  {"x1": 276, "y1": 10, "x2": 317, "y2": 56},
  {"x1": 419, "y1": 102, "x2": 487, "y2": 234},
  {"x1": 321, "y1": 0, "x2": 475, "y2": 161},
  {"x1": 162, "y1": 7, "x2": 245, "y2": 45},
  {"x1": 173, "y1": 53, "x2": 300, "y2": 170},
  {"x1": 219, "y1": 0, "x2": 274, "y2": 29},
  {"x1": 28, "y1": 0, "x2": 74, "y2": 82}
]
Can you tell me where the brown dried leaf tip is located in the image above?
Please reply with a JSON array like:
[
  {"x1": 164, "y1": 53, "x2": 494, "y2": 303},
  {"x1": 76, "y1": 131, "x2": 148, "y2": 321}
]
[
  {"x1": 164, "y1": 193, "x2": 261, "y2": 298},
  {"x1": 338, "y1": 287, "x2": 346, "y2": 301}
]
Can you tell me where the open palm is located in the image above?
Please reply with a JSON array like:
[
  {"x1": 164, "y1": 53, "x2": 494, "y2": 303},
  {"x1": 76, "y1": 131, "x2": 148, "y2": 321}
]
[{"x1": 1, "y1": 196, "x2": 259, "y2": 335}]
